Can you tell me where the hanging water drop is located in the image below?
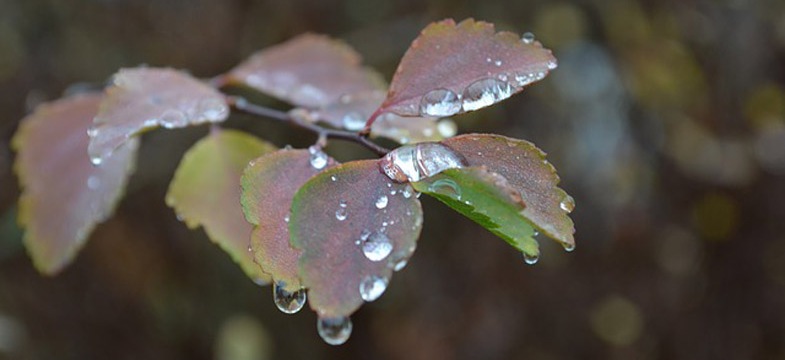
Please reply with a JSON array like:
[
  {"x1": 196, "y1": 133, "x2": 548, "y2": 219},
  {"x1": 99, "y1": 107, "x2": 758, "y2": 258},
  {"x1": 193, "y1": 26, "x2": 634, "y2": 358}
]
[
  {"x1": 359, "y1": 275, "x2": 388, "y2": 302},
  {"x1": 273, "y1": 283, "x2": 307, "y2": 314},
  {"x1": 462, "y1": 78, "x2": 514, "y2": 112},
  {"x1": 419, "y1": 88, "x2": 461, "y2": 117},
  {"x1": 523, "y1": 251, "x2": 540, "y2": 265},
  {"x1": 375, "y1": 195, "x2": 388, "y2": 209},
  {"x1": 560, "y1": 195, "x2": 575, "y2": 213},
  {"x1": 521, "y1": 32, "x2": 535, "y2": 44},
  {"x1": 308, "y1": 146, "x2": 328, "y2": 169},
  {"x1": 380, "y1": 143, "x2": 466, "y2": 182},
  {"x1": 317, "y1": 316, "x2": 352, "y2": 345},
  {"x1": 361, "y1": 231, "x2": 393, "y2": 262},
  {"x1": 341, "y1": 111, "x2": 365, "y2": 131},
  {"x1": 563, "y1": 242, "x2": 576, "y2": 252}
]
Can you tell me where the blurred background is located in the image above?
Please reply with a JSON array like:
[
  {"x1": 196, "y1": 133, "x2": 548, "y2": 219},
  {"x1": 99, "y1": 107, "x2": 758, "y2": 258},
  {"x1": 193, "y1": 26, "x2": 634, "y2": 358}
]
[{"x1": 1, "y1": 0, "x2": 785, "y2": 359}]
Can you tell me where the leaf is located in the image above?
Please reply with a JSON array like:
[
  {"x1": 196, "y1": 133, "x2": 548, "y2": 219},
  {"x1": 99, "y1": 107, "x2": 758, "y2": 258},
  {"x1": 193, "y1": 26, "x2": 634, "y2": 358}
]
[
  {"x1": 305, "y1": 90, "x2": 457, "y2": 144},
  {"x1": 166, "y1": 128, "x2": 276, "y2": 283},
  {"x1": 375, "y1": 18, "x2": 557, "y2": 118},
  {"x1": 12, "y1": 93, "x2": 139, "y2": 274},
  {"x1": 289, "y1": 160, "x2": 423, "y2": 317},
  {"x1": 226, "y1": 34, "x2": 384, "y2": 108},
  {"x1": 442, "y1": 134, "x2": 575, "y2": 248},
  {"x1": 240, "y1": 147, "x2": 338, "y2": 291},
  {"x1": 88, "y1": 67, "x2": 230, "y2": 165},
  {"x1": 411, "y1": 167, "x2": 540, "y2": 257}
]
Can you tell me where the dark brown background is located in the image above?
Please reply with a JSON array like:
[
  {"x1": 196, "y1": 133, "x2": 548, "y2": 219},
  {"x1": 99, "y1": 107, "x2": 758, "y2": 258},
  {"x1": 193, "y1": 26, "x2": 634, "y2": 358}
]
[{"x1": 1, "y1": 0, "x2": 784, "y2": 359}]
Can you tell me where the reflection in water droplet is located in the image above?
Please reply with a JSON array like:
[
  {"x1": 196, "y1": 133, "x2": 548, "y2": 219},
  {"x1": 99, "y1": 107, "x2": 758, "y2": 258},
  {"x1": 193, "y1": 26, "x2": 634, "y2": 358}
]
[
  {"x1": 342, "y1": 111, "x2": 365, "y2": 131},
  {"x1": 308, "y1": 146, "x2": 328, "y2": 169},
  {"x1": 359, "y1": 275, "x2": 388, "y2": 302},
  {"x1": 317, "y1": 316, "x2": 352, "y2": 345},
  {"x1": 273, "y1": 283, "x2": 306, "y2": 314},
  {"x1": 560, "y1": 195, "x2": 575, "y2": 213},
  {"x1": 521, "y1": 32, "x2": 535, "y2": 44},
  {"x1": 524, "y1": 251, "x2": 540, "y2": 265},
  {"x1": 380, "y1": 143, "x2": 466, "y2": 182},
  {"x1": 437, "y1": 119, "x2": 457, "y2": 137},
  {"x1": 420, "y1": 88, "x2": 461, "y2": 117},
  {"x1": 428, "y1": 178, "x2": 462, "y2": 199},
  {"x1": 375, "y1": 195, "x2": 388, "y2": 209},
  {"x1": 462, "y1": 78, "x2": 514, "y2": 112},
  {"x1": 361, "y1": 231, "x2": 393, "y2": 261}
]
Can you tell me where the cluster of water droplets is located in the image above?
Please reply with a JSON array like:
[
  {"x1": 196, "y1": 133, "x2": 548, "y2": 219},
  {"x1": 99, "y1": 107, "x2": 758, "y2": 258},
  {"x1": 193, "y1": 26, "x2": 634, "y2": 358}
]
[
  {"x1": 380, "y1": 142, "x2": 466, "y2": 183},
  {"x1": 273, "y1": 282, "x2": 307, "y2": 314},
  {"x1": 317, "y1": 316, "x2": 353, "y2": 345}
]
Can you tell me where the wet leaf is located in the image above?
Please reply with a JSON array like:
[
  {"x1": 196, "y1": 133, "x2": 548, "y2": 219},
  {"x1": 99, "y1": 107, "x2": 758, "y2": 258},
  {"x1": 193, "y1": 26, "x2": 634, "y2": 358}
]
[
  {"x1": 376, "y1": 18, "x2": 557, "y2": 118},
  {"x1": 411, "y1": 167, "x2": 540, "y2": 257},
  {"x1": 166, "y1": 128, "x2": 275, "y2": 283},
  {"x1": 12, "y1": 93, "x2": 138, "y2": 274},
  {"x1": 307, "y1": 90, "x2": 456, "y2": 144},
  {"x1": 88, "y1": 67, "x2": 229, "y2": 165},
  {"x1": 443, "y1": 134, "x2": 575, "y2": 248},
  {"x1": 227, "y1": 34, "x2": 384, "y2": 108},
  {"x1": 240, "y1": 148, "x2": 338, "y2": 291},
  {"x1": 289, "y1": 160, "x2": 423, "y2": 317}
]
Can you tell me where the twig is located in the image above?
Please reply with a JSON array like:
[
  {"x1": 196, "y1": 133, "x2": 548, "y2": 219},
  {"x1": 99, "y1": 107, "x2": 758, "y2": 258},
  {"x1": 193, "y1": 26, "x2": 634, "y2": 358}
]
[{"x1": 226, "y1": 96, "x2": 391, "y2": 156}]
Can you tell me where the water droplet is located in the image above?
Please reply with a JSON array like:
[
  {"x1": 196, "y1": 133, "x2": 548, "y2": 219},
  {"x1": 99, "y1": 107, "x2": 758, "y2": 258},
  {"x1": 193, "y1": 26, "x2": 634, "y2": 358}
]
[
  {"x1": 342, "y1": 111, "x2": 365, "y2": 131},
  {"x1": 380, "y1": 143, "x2": 466, "y2": 182},
  {"x1": 160, "y1": 109, "x2": 188, "y2": 128},
  {"x1": 419, "y1": 88, "x2": 461, "y2": 117},
  {"x1": 428, "y1": 178, "x2": 462, "y2": 199},
  {"x1": 437, "y1": 119, "x2": 457, "y2": 137},
  {"x1": 308, "y1": 146, "x2": 328, "y2": 169},
  {"x1": 361, "y1": 231, "x2": 393, "y2": 262},
  {"x1": 521, "y1": 32, "x2": 535, "y2": 44},
  {"x1": 393, "y1": 258, "x2": 408, "y2": 271},
  {"x1": 462, "y1": 78, "x2": 514, "y2": 112},
  {"x1": 317, "y1": 316, "x2": 352, "y2": 345},
  {"x1": 563, "y1": 242, "x2": 576, "y2": 252},
  {"x1": 86, "y1": 175, "x2": 100, "y2": 190},
  {"x1": 284, "y1": 214, "x2": 290, "y2": 223},
  {"x1": 330, "y1": 175, "x2": 337, "y2": 182},
  {"x1": 335, "y1": 208, "x2": 347, "y2": 221},
  {"x1": 90, "y1": 156, "x2": 103, "y2": 166},
  {"x1": 401, "y1": 185, "x2": 413, "y2": 199},
  {"x1": 560, "y1": 195, "x2": 575, "y2": 213},
  {"x1": 375, "y1": 195, "x2": 388, "y2": 209},
  {"x1": 494, "y1": 60, "x2": 502, "y2": 67},
  {"x1": 86, "y1": 126, "x2": 98, "y2": 137},
  {"x1": 200, "y1": 98, "x2": 228, "y2": 121},
  {"x1": 359, "y1": 275, "x2": 388, "y2": 302},
  {"x1": 523, "y1": 252, "x2": 540, "y2": 265},
  {"x1": 547, "y1": 59, "x2": 558, "y2": 70},
  {"x1": 273, "y1": 283, "x2": 307, "y2": 314},
  {"x1": 247, "y1": 245, "x2": 253, "y2": 252}
]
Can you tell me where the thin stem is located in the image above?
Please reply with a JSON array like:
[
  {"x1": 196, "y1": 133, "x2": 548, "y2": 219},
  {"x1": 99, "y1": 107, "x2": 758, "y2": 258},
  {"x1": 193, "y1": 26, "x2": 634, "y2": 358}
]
[{"x1": 227, "y1": 96, "x2": 391, "y2": 156}]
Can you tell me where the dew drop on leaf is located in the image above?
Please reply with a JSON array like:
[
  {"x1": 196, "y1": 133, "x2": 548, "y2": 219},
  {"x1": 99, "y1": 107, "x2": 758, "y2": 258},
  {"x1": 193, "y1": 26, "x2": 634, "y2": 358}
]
[
  {"x1": 428, "y1": 178, "x2": 462, "y2": 199},
  {"x1": 401, "y1": 185, "x2": 413, "y2": 199},
  {"x1": 273, "y1": 283, "x2": 307, "y2": 314},
  {"x1": 560, "y1": 194, "x2": 576, "y2": 213},
  {"x1": 521, "y1": 31, "x2": 535, "y2": 44},
  {"x1": 461, "y1": 78, "x2": 514, "y2": 112},
  {"x1": 375, "y1": 195, "x2": 388, "y2": 209},
  {"x1": 393, "y1": 258, "x2": 408, "y2": 271},
  {"x1": 308, "y1": 146, "x2": 328, "y2": 169},
  {"x1": 379, "y1": 143, "x2": 466, "y2": 182},
  {"x1": 341, "y1": 111, "x2": 365, "y2": 131},
  {"x1": 361, "y1": 231, "x2": 393, "y2": 262},
  {"x1": 335, "y1": 208, "x2": 347, "y2": 221},
  {"x1": 317, "y1": 316, "x2": 352, "y2": 346},
  {"x1": 523, "y1": 251, "x2": 540, "y2": 265},
  {"x1": 419, "y1": 88, "x2": 462, "y2": 117},
  {"x1": 359, "y1": 275, "x2": 388, "y2": 302}
]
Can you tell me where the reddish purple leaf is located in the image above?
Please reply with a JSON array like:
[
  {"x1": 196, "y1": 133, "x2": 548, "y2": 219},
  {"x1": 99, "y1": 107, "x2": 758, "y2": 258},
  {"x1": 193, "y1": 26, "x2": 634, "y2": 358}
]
[
  {"x1": 375, "y1": 18, "x2": 557, "y2": 119},
  {"x1": 289, "y1": 160, "x2": 423, "y2": 318},
  {"x1": 166, "y1": 128, "x2": 276, "y2": 283},
  {"x1": 88, "y1": 67, "x2": 229, "y2": 165},
  {"x1": 12, "y1": 93, "x2": 139, "y2": 274},
  {"x1": 240, "y1": 148, "x2": 338, "y2": 291},
  {"x1": 226, "y1": 34, "x2": 384, "y2": 108},
  {"x1": 442, "y1": 134, "x2": 575, "y2": 247}
]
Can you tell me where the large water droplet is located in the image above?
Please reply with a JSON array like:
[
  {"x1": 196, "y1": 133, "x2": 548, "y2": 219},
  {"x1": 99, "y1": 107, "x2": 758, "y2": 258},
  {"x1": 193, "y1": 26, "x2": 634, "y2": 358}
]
[
  {"x1": 361, "y1": 231, "x2": 393, "y2": 262},
  {"x1": 380, "y1": 143, "x2": 466, "y2": 182},
  {"x1": 523, "y1": 251, "x2": 540, "y2": 265},
  {"x1": 308, "y1": 146, "x2": 328, "y2": 169},
  {"x1": 420, "y1": 88, "x2": 461, "y2": 117},
  {"x1": 560, "y1": 195, "x2": 575, "y2": 213},
  {"x1": 375, "y1": 195, "x2": 388, "y2": 209},
  {"x1": 462, "y1": 78, "x2": 514, "y2": 112},
  {"x1": 273, "y1": 283, "x2": 306, "y2": 314},
  {"x1": 317, "y1": 316, "x2": 352, "y2": 345},
  {"x1": 359, "y1": 275, "x2": 388, "y2": 302},
  {"x1": 521, "y1": 32, "x2": 535, "y2": 44},
  {"x1": 428, "y1": 178, "x2": 462, "y2": 199},
  {"x1": 342, "y1": 111, "x2": 365, "y2": 131}
]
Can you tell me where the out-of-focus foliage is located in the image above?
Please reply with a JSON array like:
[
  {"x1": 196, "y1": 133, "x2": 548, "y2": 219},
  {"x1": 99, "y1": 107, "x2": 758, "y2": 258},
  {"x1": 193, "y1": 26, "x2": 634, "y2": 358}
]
[{"x1": 2, "y1": 0, "x2": 785, "y2": 359}]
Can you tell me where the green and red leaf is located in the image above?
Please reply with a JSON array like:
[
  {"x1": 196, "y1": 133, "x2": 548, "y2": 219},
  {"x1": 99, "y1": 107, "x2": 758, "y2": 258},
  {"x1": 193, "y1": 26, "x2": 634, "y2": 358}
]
[
  {"x1": 13, "y1": 93, "x2": 139, "y2": 274},
  {"x1": 166, "y1": 128, "x2": 275, "y2": 283}
]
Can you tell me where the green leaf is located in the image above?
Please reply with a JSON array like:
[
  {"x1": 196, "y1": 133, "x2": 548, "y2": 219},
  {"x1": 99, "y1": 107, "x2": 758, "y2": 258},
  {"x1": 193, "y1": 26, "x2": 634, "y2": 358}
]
[
  {"x1": 411, "y1": 167, "x2": 540, "y2": 258},
  {"x1": 12, "y1": 93, "x2": 138, "y2": 274},
  {"x1": 166, "y1": 128, "x2": 275, "y2": 283},
  {"x1": 240, "y1": 147, "x2": 338, "y2": 291},
  {"x1": 289, "y1": 160, "x2": 423, "y2": 318}
]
